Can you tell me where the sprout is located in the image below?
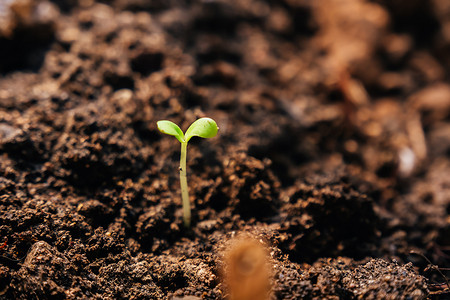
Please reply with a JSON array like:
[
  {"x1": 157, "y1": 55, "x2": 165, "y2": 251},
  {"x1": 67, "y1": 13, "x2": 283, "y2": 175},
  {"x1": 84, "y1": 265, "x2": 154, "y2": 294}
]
[{"x1": 157, "y1": 117, "x2": 218, "y2": 227}]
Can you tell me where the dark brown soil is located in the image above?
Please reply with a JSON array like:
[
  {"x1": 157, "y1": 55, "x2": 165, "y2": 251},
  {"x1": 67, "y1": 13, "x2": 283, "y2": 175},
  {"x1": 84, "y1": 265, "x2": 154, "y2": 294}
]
[{"x1": 1, "y1": 0, "x2": 450, "y2": 299}]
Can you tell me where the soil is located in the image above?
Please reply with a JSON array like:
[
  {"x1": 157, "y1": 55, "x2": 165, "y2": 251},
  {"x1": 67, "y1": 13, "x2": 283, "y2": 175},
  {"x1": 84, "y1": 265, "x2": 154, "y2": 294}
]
[{"x1": 0, "y1": 0, "x2": 450, "y2": 299}]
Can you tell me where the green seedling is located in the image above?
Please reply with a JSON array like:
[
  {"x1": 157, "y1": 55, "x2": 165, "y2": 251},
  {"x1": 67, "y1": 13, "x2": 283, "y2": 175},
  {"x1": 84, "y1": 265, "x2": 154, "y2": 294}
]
[{"x1": 157, "y1": 117, "x2": 218, "y2": 227}]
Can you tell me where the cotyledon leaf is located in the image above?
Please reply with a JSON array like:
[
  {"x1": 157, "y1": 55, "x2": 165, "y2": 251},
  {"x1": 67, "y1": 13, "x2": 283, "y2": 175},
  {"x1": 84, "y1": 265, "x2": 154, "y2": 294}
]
[
  {"x1": 185, "y1": 117, "x2": 218, "y2": 142},
  {"x1": 157, "y1": 120, "x2": 185, "y2": 143}
]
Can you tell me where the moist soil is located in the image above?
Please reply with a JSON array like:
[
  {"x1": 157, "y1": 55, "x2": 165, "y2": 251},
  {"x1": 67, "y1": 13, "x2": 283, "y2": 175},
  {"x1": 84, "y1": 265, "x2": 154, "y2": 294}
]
[{"x1": 0, "y1": 0, "x2": 450, "y2": 299}]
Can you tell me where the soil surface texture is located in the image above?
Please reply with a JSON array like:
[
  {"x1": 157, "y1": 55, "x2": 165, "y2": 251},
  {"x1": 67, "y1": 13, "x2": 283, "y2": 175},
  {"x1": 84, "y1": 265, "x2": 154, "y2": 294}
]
[{"x1": 0, "y1": 0, "x2": 450, "y2": 299}]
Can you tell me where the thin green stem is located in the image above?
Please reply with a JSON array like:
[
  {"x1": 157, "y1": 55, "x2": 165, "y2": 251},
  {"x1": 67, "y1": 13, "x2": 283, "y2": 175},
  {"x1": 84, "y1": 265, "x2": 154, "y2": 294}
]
[{"x1": 180, "y1": 142, "x2": 190, "y2": 227}]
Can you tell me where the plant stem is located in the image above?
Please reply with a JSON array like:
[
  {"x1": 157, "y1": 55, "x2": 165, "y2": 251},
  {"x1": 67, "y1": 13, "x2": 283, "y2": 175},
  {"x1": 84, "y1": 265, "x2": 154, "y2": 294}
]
[{"x1": 180, "y1": 141, "x2": 190, "y2": 227}]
